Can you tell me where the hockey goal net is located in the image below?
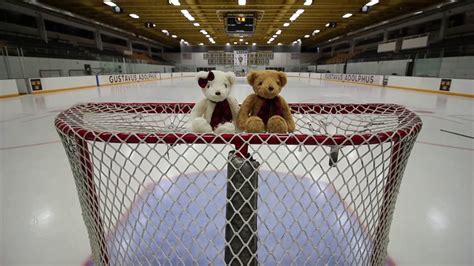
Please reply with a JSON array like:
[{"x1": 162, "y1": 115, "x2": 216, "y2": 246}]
[{"x1": 55, "y1": 102, "x2": 421, "y2": 266}]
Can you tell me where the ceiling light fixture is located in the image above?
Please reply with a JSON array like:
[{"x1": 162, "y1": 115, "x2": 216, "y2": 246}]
[
  {"x1": 238, "y1": 0, "x2": 246, "y2": 5},
  {"x1": 129, "y1": 14, "x2": 139, "y2": 19},
  {"x1": 198, "y1": 43, "x2": 204, "y2": 45},
  {"x1": 205, "y1": 34, "x2": 210, "y2": 38},
  {"x1": 304, "y1": 34, "x2": 310, "y2": 38},
  {"x1": 103, "y1": 1, "x2": 117, "y2": 7},
  {"x1": 193, "y1": 22, "x2": 200, "y2": 26},
  {"x1": 366, "y1": 0, "x2": 379, "y2": 7},
  {"x1": 312, "y1": 29, "x2": 320, "y2": 35},
  {"x1": 171, "y1": 35, "x2": 177, "y2": 38},
  {"x1": 252, "y1": 43, "x2": 256, "y2": 45},
  {"x1": 226, "y1": 43, "x2": 230, "y2": 45},
  {"x1": 304, "y1": 0, "x2": 313, "y2": 5},
  {"x1": 342, "y1": 13, "x2": 353, "y2": 18},
  {"x1": 273, "y1": 35, "x2": 277, "y2": 38},
  {"x1": 325, "y1": 23, "x2": 330, "y2": 27},
  {"x1": 276, "y1": 29, "x2": 282, "y2": 35},
  {"x1": 234, "y1": 42, "x2": 238, "y2": 44},
  {"x1": 145, "y1": 22, "x2": 156, "y2": 28},
  {"x1": 289, "y1": 9, "x2": 304, "y2": 22},
  {"x1": 181, "y1": 10, "x2": 195, "y2": 21},
  {"x1": 168, "y1": 0, "x2": 180, "y2": 6},
  {"x1": 239, "y1": 38, "x2": 243, "y2": 41},
  {"x1": 277, "y1": 43, "x2": 282, "y2": 45},
  {"x1": 297, "y1": 38, "x2": 301, "y2": 42},
  {"x1": 283, "y1": 22, "x2": 290, "y2": 27},
  {"x1": 245, "y1": 42, "x2": 249, "y2": 44}
]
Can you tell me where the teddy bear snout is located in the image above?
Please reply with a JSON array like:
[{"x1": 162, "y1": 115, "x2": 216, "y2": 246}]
[
  {"x1": 268, "y1": 87, "x2": 274, "y2": 91},
  {"x1": 215, "y1": 91, "x2": 221, "y2": 96}
]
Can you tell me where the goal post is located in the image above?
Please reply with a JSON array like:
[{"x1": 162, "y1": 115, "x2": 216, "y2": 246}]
[{"x1": 55, "y1": 102, "x2": 421, "y2": 265}]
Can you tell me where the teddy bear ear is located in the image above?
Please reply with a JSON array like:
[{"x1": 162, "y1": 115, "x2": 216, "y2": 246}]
[
  {"x1": 246, "y1": 71, "x2": 258, "y2": 85},
  {"x1": 226, "y1": 72, "x2": 236, "y2": 86},
  {"x1": 277, "y1": 71, "x2": 288, "y2": 87},
  {"x1": 196, "y1": 71, "x2": 209, "y2": 82}
]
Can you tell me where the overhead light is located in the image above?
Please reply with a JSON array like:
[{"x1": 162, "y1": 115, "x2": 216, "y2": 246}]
[
  {"x1": 304, "y1": 34, "x2": 310, "y2": 38},
  {"x1": 111, "y1": 6, "x2": 122, "y2": 13},
  {"x1": 168, "y1": 0, "x2": 180, "y2": 6},
  {"x1": 193, "y1": 22, "x2": 200, "y2": 26},
  {"x1": 162, "y1": 29, "x2": 169, "y2": 35},
  {"x1": 297, "y1": 38, "x2": 301, "y2": 42},
  {"x1": 277, "y1": 43, "x2": 282, "y2": 45},
  {"x1": 226, "y1": 43, "x2": 230, "y2": 45},
  {"x1": 234, "y1": 42, "x2": 238, "y2": 44},
  {"x1": 205, "y1": 34, "x2": 210, "y2": 38},
  {"x1": 238, "y1": 0, "x2": 246, "y2": 5},
  {"x1": 200, "y1": 30, "x2": 208, "y2": 34},
  {"x1": 103, "y1": 1, "x2": 117, "y2": 7},
  {"x1": 304, "y1": 0, "x2": 312, "y2": 5},
  {"x1": 184, "y1": 41, "x2": 189, "y2": 45},
  {"x1": 283, "y1": 22, "x2": 290, "y2": 27},
  {"x1": 239, "y1": 38, "x2": 243, "y2": 42},
  {"x1": 276, "y1": 29, "x2": 282, "y2": 35},
  {"x1": 129, "y1": 14, "x2": 140, "y2": 19},
  {"x1": 366, "y1": 0, "x2": 379, "y2": 7},
  {"x1": 312, "y1": 29, "x2": 320, "y2": 35},
  {"x1": 342, "y1": 13, "x2": 353, "y2": 18},
  {"x1": 198, "y1": 43, "x2": 204, "y2": 46},
  {"x1": 267, "y1": 41, "x2": 271, "y2": 44},
  {"x1": 326, "y1": 22, "x2": 337, "y2": 28},
  {"x1": 269, "y1": 37, "x2": 275, "y2": 42},
  {"x1": 272, "y1": 35, "x2": 277, "y2": 38},
  {"x1": 171, "y1": 35, "x2": 177, "y2": 38},
  {"x1": 252, "y1": 43, "x2": 256, "y2": 45},
  {"x1": 325, "y1": 23, "x2": 330, "y2": 27},
  {"x1": 209, "y1": 38, "x2": 215, "y2": 43},
  {"x1": 289, "y1": 9, "x2": 304, "y2": 22},
  {"x1": 181, "y1": 10, "x2": 195, "y2": 21},
  {"x1": 145, "y1": 22, "x2": 156, "y2": 28},
  {"x1": 245, "y1": 42, "x2": 249, "y2": 44},
  {"x1": 292, "y1": 41, "x2": 297, "y2": 44}
]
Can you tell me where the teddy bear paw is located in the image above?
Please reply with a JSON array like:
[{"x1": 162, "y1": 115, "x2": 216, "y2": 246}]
[
  {"x1": 215, "y1": 122, "x2": 236, "y2": 134},
  {"x1": 190, "y1": 117, "x2": 213, "y2": 133},
  {"x1": 267, "y1": 115, "x2": 288, "y2": 133},
  {"x1": 246, "y1": 116, "x2": 265, "y2": 133}
]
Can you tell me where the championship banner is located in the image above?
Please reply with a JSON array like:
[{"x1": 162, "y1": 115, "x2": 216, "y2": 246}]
[
  {"x1": 234, "y1": 50, "x2": 248, "y2": 66},
  {"x1": 321, "y1": 73, "x2": 384, "y2": 86}
]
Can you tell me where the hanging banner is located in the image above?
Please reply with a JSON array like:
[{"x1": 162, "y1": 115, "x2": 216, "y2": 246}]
[{"x1": 234, "y1": 50, "x2": 248, "y2": 66}]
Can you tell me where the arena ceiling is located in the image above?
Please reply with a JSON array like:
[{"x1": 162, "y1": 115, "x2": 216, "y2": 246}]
[{"x1": 37, "y1": 0, "x2": 448, "y2": 48}]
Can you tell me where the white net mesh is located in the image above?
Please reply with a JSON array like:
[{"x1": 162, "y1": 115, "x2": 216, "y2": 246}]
[{"x1": 55, "y1": 102, "x2": 422, "y2": 266}]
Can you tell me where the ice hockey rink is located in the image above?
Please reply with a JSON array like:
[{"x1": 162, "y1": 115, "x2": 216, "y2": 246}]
[{"x1": 0, "y1": 76, "x2": 472, "y2": 265}]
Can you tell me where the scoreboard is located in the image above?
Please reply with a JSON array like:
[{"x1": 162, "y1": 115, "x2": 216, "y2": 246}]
[{"x1": 226, "y1": 15, "x2": 255, "y2": 34}]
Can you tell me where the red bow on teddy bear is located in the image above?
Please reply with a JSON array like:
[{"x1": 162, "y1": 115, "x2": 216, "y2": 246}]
[{"x1": 198, "y1": 71, "x2": 215, "y2": 88}]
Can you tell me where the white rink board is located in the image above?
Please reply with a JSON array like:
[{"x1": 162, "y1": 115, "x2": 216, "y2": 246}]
[
  {"x1": 300, "y1": 72, "x2": 310, "y2": 78},
  {"x1": 34, "y1": 76, "x2": 97, "y2": 91},
  {"x1": 161, "y1": 73, "x2": 172, "y2": 79},
  {"x1": 0, "y1": 79, "x2": 19, "y2": 96},
  {"x1": 182, "y1": 72, "x2": 197, "y2": 77},
  {"x1": 321, "y1": 73, "x2": 384, "y2": 86},
  {"x1": 97, "y1": 73, "x2": 161, "y2": 86},
  {"x1": 387, "y1": 75, "x2": 474, "y2": 94},
  {"x1": 286, "y1": 72, "x2": 300, "y2": 77}
]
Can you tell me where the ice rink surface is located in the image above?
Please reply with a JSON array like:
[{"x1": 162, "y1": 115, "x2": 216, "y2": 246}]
[{"x1": 0, "y1": 76, "x2": 473, "y2": 265}]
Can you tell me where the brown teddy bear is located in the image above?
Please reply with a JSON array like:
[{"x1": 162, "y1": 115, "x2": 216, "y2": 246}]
[{"x1": 237, "y1": 70, "x2": 295, "y2": 133}]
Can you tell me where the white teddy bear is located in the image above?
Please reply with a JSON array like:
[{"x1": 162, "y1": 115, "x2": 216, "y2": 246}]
[{"x1": 188, "y1": 70, "x2": 239, "y2": 134}]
